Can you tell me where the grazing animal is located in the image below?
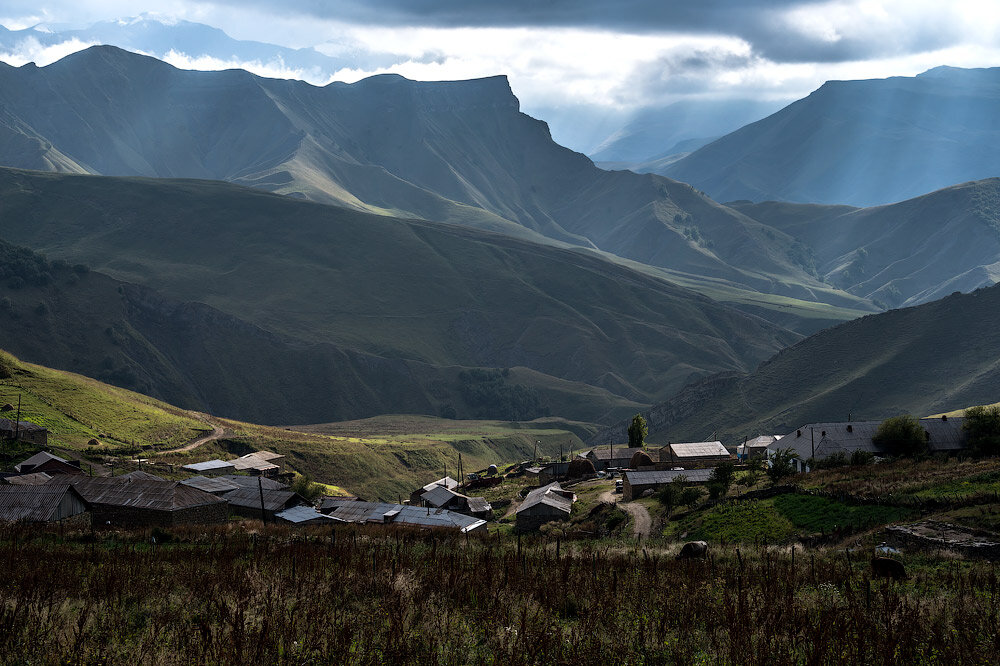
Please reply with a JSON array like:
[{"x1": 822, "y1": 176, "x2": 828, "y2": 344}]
[
  {"x1": 871, "y1": 556, "x2": 908, "y2": 580},
  {"x1": 676, "y1": 541, "x2": 709, "y2": 560}
]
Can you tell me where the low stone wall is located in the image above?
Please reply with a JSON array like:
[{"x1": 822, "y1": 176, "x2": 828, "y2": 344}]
[{"x1": 92, "y1": 502, "x2": 227, "y2": 528}]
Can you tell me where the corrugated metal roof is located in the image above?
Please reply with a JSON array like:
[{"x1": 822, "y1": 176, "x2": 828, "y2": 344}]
[
  {"x1": 219, "y1": 475, "x2": 288, "y2": 490},
  {"x1": 3, "y1": 472, "x2": 52, "y2": 485},
  {"x1": 420, "y1": 476, "x2": 458, "y2": 493},
  {"x1": 275, "y1": 505, "x2": 343, "y2": 525},
  {"x1": 465, "y1": 497, "x2": 492, "y2": 514},
  {"x1": 668, "y1": 442, "x2": 729, "y2": 458},
  {"x1": 775, "y1": 417, "x2": 967, "y2": 461},
  {"x1": 623, "y1": 469, "x2": 712, "y2": 485},
  {"x1": 229, "y1": 454, "x2": 280, "y2": 472},
  {"x1": 250, "y1": 451, "x2": 284, "y2": 462},
  {"x1": 421, "y1": 485, "x2": 459, "y2": 507},
  {"x1": 181, "y1": 476, "x2": 242, "y2": 494},
  {"x1": 119, "y1": 471, "x2": 166, "y2": 482},
  {"x1": 517, "y1": 482, "x2": 574, "y2": 514},
  {"x1": 324, "y1": 501, "x2": 486, "y2": 532},
  {"x1": 0, "y1": 485, "x2": 86, "y2": 522},
  {"x1": 14, "y1": 451, "x2": 67, "y2": 473},
  {"x1": 182, "y1": 460, "x2": 236, "y2": 473},
  {"x1": 62, "y1": 477, "x2": 224, "y2": 511},
  {"x1": 223, "y1": 488, "x2": 304, "y2": 512},
  {"x1": 319, "y1": 497, "x2": 359, "y2": 512},
  {"x1": 588, "y1": 447, "x2": 644, "y2": 461}
]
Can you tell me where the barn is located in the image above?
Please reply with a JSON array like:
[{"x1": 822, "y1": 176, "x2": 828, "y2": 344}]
[
  {"x1": 0, "y1": 484, "x2": 87, "y2": 523},
  {"x1": 622, "y1": 468, "x2": 712, "y2": 501},
  {"x1": 660, "y1": 442, "x2": 732, "y2": 468},
  {"x1": 0, "y1": 418, "x2": 49, "y2": 446},
  {"x1": 223, "y1": 487, "x2": 306, "y2": 521},
  {"x1": 63, "y1": 477, "x2": 227, "y2": 527},
  {"x1": 14, "y1": 451, "x2": 83, "y2": 476}
]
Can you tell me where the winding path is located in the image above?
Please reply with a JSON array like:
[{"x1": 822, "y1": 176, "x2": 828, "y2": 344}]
[
  {"x1": 600, "y1": 489, "x2": 652, "y2": 538},
  {"x1": 168, "y1": 417, "x2": 226, "y2": 452}
]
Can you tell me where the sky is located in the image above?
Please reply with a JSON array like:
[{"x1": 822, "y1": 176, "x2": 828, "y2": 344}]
[{"x1": 1, "y1": 1, "x2": 999, "y2": 129}]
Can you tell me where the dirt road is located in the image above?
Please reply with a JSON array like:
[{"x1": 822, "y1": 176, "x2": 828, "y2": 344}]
[
  {"x1": 600, "y1": 490, "x2": 652, "y2": 538},
  {"x1": 169, "y1": 418, "x2": 226, "y2": 452}
]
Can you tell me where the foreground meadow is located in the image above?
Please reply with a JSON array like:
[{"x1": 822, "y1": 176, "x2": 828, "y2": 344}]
[{"x1": 0, "y1": 523, "x2": 997, "y2": 664}]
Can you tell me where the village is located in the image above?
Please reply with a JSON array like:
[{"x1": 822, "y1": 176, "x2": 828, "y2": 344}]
[{"x1": 0, "y1": 410, "x2": 980, "y2": 546}]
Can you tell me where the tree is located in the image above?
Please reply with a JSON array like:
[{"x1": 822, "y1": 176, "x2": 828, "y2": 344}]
[
  {"x1": 290, "y1": 474, "x2": 325, "y2": 501},
  {"x1": 679, "y1": 486, "x2": 704, "y2": 508},
  {"x1": 708, "y1": 461, "x2": 736, "y2": 493},
  {"x1": 766, "y1": 448, "x2": 799, "y2": 484},
  {"x1": 872, "y1": 414, "x2": 927, "y2": 457},
  {"x1": 963, "y1": 405, "x2": 1000, "y2": 456},
  {"x1": 627, "y1": 413, "x2": 648, "y2": 448},
  {"x1": 656, "y1": 474, "x2": 687, "y2": 514}
]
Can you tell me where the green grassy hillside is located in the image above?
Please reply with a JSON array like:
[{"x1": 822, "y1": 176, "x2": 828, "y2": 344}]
[
  {"x1": 0, "y1": 167, "x2": 803, "y2": 423},
  {"x1": 0, "y1": 348, "x2": 579, "y2": 498}
]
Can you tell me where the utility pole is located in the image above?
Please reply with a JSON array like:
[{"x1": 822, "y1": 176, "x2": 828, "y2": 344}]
[
  {"x1": 810, "y1": 427, "x2": 815, "y2": 469},
  {"x1": 258, "y1": 476, "x2": 267, "y2": 524},
  {"x1": 458, "y1": 452, "x2": 463, "y2": 484},
  {"x1": 13, "y1": 395, "x2": 20, "y2": 443},
  {"x1": 534, "y1": 440, "x2": 538, "y2": 463}
]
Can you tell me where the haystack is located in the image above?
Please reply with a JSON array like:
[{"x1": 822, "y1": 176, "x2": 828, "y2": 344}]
[
  {"x1": 629, "y1": 450, "x2": 655, "y2": 468},
  {"x1": 567, "y1": 457, "x2": 596, "y2": 478}
]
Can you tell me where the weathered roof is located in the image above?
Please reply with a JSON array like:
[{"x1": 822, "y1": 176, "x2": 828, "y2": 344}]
[
  {"x1": 62, "y1": 477, "x2": 224, "y2": 511},
  {"x1": 119, "y1": 470, "x2": 166, "y2": 482},
  {"x1": 324, "y1": 501, "x2": 486, "y2": 532},
  {"x1": 587, "y1": 447, "x2": 644, "y2": 461},
  {"x1": 181, "y1": 476, "x2": 242, "y2": 494},
  {"x1": 2, "y1": 472, "x2": 52, "y2": 485},
  {"x1": 228, "y1": 454, "x2": 280, "y2": 473},
  {"x1": 14, "y1": 451, "x2": 67, "y2": 472},
  {"x1": 181, "y1": 459, "x2": 236, "y2": 473},
  {"x1": 319, "y1": 496, "x2": 359, "y2": 512},
  {"x1": 623, "y1": 468, "x2": 713, "y2": 486},
  {"x1": 0, "y1": 418, "x2": 48, "y2": 433},
  {"x1": 776, "y1": 417, "x2": 967, "y2": 461},
  {"x1": 738, "y1": 435, "x2": 781, "y2": 454},
  {"x1": 275, "y1": 505, "x2": 344, "y2": 525},
  {"x1": 0, "y1": 485, "x2": 86, "y2": 522},
  {"x1": 419, "y1": 476, "x2": 459, "y2": 493},
  {"x1": 465, "y1": 497, "x2": 492, "y2": 514},
  {"x1": 249, "y1": 451, "x2": 284, "y2": 462},
  {"x1": 667, "y1": 442, "x2": 730, "y2": 458},
  {"x1": 223, "y1": 488, "x2": 304, "y2": 512},
  {"x1": 517, "y1": 482, "x2": 575, "y2": 515},
  {"x1": 421, "y1": 484, "x2": 459, "y2": 507},
  {"x1": 219, "y1": 475, "x2": 288, "y2": 490}
]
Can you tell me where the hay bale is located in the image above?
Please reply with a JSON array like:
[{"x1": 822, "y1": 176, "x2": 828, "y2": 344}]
[
  {"x1": 87, "y1": 438, "x2": 101, "y2": 446},
  {"x1": 567, "y1": 457, "x2": 596, "y2": 478},
  {"x1": 0, "y1": 403, "x2": 12, "y2": 412},
  {"x1": 629, "y1": 450, "x2": 655, "y2": 468}
]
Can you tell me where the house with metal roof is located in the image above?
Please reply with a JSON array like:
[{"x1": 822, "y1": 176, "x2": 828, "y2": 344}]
[
  {"x1": 0, "y1": 484, "x2": 87, "y2": 523},
  {"x1": 181, "y1": 475, "x2": 243, "y2": 495},
  {"x1": 61, "y1": 477, "x2": 227, "y2": 527},
  {"x1": 409, "y1": 476, "x2": 459, "y2": 506},
  {"x1": 1, "y1": 472, "x2": 53, "y2": 485},
  {"x1": 181, "y1": 459, "x2": 236, "y2": 475},
  {"x1": 322, "y1": 500, "x2": 486, "y2": 533},
  {"x1": 118, "y1": 470, "x2": 166, "y2": 482},
  {"x1": 0, "y1": 418, "x2": 48, "y2": 446},
  {"x1": 585, "y1": 447, "x2": 646, "y2": 471},
  {"x1": 660, "y1": 442, "x2": 731, "y2": 468},
  {"x1": 275, "y1": 505, "x2": 344, "y2": 526},
  {"x1": 218, "y1": 475, "x2": 288, "y2": 491},
  {"x1": 773, "y1": 416, "x2": 968, "y2": 472},
  {"x1": 515, "y1": 482, "x2": 576, "y2": 532},
  {"x1": 14, "y1": 451, "x2": 83, "y2": 476},
  {"x1": 737, "y1": 435, "x2": 782, "y2": 461},
  {"x1": 418, "y1": 485, "x2": 492, "y2": 519},
  {"x1": 222, "y1": 488, "x2": 307, "y2": 521},
  {"x1": 622, "y1": 468, "x2": 712, "y2": 501},
  {"x1": 227, "y1": 452, "x2": 282, "y2": 476}
]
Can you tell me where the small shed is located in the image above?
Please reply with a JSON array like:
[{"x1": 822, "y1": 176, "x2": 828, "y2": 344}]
[
  {"x1": 737, "y1": 436, "x2": 782, "y2": 461},
  {"x1": 14, "y1": 451, "x2": 83, "y2": 476},
  {"x1": 515, "y1": 482, "x2": 576, "y2": 532},
  {"x1": 65, "y1": 477, "x2": 227, "y2": 527},
  {"x1": 661, "y1": 442, "x2": 731, "y2": 468},
  {"x1": 323, "y1": 501, "x2": 486, "y2": 533},
  {"x1": 223, "y1": 487, "x2": 306, "y2": 521},
  {"x1": 228, "y1": 453, "x2": 281, "y2": 476},
  {"x1": 0, "y1": 484, "x2": 87, "y2": 522},
  {"x1": 419, "y1": 485, "x2": 492, "y2": 519},
  {"x1": 181, "y1": 459, "x2": 236, "y2": 476},
  {"x1": 0, "y1": 418, "x2": 48, "y2": 446},
  {"x1": 622, "y1": 468, "x2": 712, "y2": 501}
]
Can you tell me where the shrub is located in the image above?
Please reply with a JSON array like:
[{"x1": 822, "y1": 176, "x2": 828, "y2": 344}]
[
  {"x1": 815, "y1": 452, "x2": 849, "y2": 469},
  {"x1": 290, "y1": 474, "x2": 325, "y2": 501},
  {"x1": 963, "y1": 405, "x2": 1000, "y2": 456},
  {"x1": 767, "y1": 448, "x2": 799, "y2": 483},
  {"x1": 850, "y1": 449, "x2": 875, "y2": 466},
  {"x1": 708, "y1": 461, "x2": 736, "y2": 491},
  {"x1": 873, "y1": 414, "x2": 927, "y2": 457}
]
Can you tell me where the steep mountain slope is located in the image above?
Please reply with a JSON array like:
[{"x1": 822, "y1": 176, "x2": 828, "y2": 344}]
[
  {"x1": 665, "y1": 66, "x2": 1000, "y2": 207},
  {"x1": 0, "y1": 167, "x2": 802, "y2": 422},
  {"x1": 592, "y1": 284, "x2": 1000, "y2": 445},
  {"x1": 730, "y1": 179, "x2": 1000, "y2": 308},
  {"x1": 0, "y1": 46, "x2": 866, "y2": 313}
]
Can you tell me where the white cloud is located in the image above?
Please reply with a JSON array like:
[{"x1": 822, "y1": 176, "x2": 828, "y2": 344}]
[
  {"x1": 159, "y1": 49, "x2": 328, "y2": 84},
  {"x1": 0, "y1": 36, "x2": 97, "y2": 66}
]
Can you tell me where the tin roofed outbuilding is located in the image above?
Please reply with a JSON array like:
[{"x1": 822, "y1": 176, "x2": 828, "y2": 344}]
[
  {"x1": 622, "y1": 468, "x2": 712, "y2": 501},
  {"x1": 223, "y1": 488, "x2": 306, "y2": 521},
  {"x1": 322, "y1": 500, "x2": 486, "y2": 533},
  {"x1": 60, "y1": 477, "x2": 226, "y2": 528},
  {"x1": 515, "y1": 482, "x2": 575, "y2": 532},
  {"x1": 0, "y1": 484, "x2": 87, "y2": 523}
]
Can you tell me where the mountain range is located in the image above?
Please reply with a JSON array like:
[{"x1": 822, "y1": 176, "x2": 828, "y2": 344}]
[
  {"x1": 663, "y1": 66, "x2": 1000, "y2": 207},
  {"x1": 591, "y1": 281, "x2": 1000, "y2": 446}
]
